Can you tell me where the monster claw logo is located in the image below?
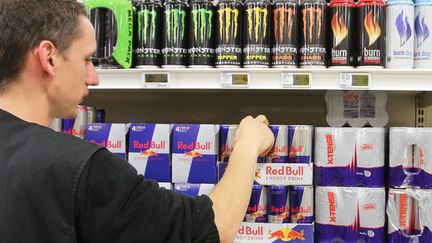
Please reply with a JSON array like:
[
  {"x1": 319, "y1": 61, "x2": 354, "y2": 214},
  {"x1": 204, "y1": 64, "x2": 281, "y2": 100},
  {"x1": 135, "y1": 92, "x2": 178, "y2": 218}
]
[
  {"x1": 192, "y1": 8, "x2": 213, "y2": 44},
  {"x1": 218, "y1": 7, "x2": 239, "y2": 43},
  {"x1": 268, "y1": 228, "x2": 305, "y2": 242},
  {"x1": 415, "y1": 14, "x2": 430, "y2": 48},
  {"x1": 274, "y1": 7, "x2": 294, "y2": 43},
  {"x1": 331, "y1": 11, "x2": 348, "y2": 46},
  {"x1": 396, "y1": 10, "x2": 412, "y2": 47},
  {"x1": 364, "y1": 11, "x2": 381, "y2": 47},
  {"x1": 166, "y1": 8, "x2": 186, "y2": 44},
  {"x1": 138, "y1": 9, "x2": 158, "y2": 43},
  {"x1": 302, "y1": 7, "x2": 323, "y2": 44},
  {"x1": 246, "y1": 7, "x2": 268, "y2": 42}
]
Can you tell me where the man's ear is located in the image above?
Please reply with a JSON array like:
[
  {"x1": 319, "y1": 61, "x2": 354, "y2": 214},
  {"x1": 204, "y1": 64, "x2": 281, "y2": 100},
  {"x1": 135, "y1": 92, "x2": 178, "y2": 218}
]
[{"x1": 35, "y1": 40, "x2": 58, "y2": 77}]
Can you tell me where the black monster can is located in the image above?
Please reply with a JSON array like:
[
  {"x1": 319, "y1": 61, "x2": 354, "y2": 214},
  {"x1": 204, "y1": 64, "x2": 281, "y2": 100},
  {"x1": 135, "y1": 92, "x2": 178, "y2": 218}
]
[
  {"x1": 134, "y1": 0, "x2": 163, "y2": 68},
  {"x1": 243, "y1": 0, "x2": 271, "y2": 67},
  {"x1": 162, "y1": 0, "x2": 188, "y2": 67},
  {"x1": 357, "y1": 0, "x2": 385, "y2": 67},
  {"x1": 299, "y1": 0, "x2": 327, "y2": 67},
  {"x1": 189, "y1": 0, "x2": 216, "y2": 67},
  {"x1": 272, "y1": 0, "x2": 299, "y2": 67},
  {"x1": 215, "y1": 0, "x2": 243, "y2": 67},
  {"x1": 329, "y1": 0, "x2": 355, "y2": 67}
]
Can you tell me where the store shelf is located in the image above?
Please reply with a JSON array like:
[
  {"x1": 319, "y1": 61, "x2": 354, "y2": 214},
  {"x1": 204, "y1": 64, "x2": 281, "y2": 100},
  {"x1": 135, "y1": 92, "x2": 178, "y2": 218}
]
[{"x1": 92, "y1": 67, "x2": 432, "y2": 91}]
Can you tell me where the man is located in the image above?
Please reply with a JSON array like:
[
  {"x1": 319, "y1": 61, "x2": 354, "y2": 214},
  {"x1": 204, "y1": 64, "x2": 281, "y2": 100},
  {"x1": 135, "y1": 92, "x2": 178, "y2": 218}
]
[{"x1": 0, "y1": 0, "x2": 274, "y2": 242}]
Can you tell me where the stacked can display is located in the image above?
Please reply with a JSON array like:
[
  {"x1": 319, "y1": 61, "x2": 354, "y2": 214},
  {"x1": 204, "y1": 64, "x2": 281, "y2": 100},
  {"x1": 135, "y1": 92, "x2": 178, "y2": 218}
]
[
  {"x1": 414, "y1": 0, "x2": 432, "y2": 68},
  {"x1": 314, "y1": 127, "x2": 386, "y2": 242}
]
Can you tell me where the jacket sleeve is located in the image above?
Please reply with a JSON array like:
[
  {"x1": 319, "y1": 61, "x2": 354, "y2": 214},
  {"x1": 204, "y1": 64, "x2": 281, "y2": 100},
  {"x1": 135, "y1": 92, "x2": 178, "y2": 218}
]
[{"x1": 74, "y1": 149, "x2": 220, "y2": 243}]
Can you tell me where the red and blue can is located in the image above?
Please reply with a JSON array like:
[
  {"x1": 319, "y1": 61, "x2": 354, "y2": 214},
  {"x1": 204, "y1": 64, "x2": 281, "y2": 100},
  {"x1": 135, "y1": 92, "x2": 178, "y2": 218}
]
[
  {"x1": 268, "y1": 186, "x2": 290, "y2": 223},
  {"x1": 62, "y1": 106, "x2": 88, "y2": 139},
  {"x1": 267, "y1": 125, "x2": 289, "y2": 163},
  {"x1": 290, "y1": 185, "x2": 314, "y2": 223},
  {"x1": 245, "y1": 185, "x2": 268, "y2": 223},
  {"x1": 288, "y1": 125, "x2": 313, "y2": 163}
]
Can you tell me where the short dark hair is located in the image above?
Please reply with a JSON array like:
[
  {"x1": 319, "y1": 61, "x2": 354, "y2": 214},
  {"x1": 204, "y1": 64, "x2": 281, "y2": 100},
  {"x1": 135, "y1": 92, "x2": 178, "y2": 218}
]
[{"x1": 0, "y1": 0, "x2": 86, "y2": 90}]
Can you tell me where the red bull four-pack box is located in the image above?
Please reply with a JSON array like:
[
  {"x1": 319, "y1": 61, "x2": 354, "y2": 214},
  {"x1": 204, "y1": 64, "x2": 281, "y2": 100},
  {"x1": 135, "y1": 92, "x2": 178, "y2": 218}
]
[
  {"x1": 172, "y1": 124, "x2": 219, "y2": 183},
  {"x1": 174, "y1": 183, "x2": 215, "y2": 197},
  {"x1": 85, "y1": 123, "x2": 127, "y2": 160},
  {"x1": 128, "y1": 124, "x2": 171, "y2": 182}
]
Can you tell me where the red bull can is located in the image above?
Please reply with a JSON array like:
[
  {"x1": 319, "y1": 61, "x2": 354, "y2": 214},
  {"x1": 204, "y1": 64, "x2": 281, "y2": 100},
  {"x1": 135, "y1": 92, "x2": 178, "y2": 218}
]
[
  {"x1": 268, "y1": 186, "x2": 290, "y2": 223},
  {"x1": 267, "y1": 125, "x2": 289, "y2": 163},
  {"x1": 219, "y1": 125, "x2": 238, "y2": 162},
  {"x1": 87, "y1": 107, "x2": 96, "y2": 124},
  {"x1": 50, "y1": 118, "x2": 62, "y2": 132},
  {"x1": 288, "y1": 125, "x2": 313, "y2": 163},
  {"x1": 62, "y1": 106, "x2": 88, "y2": 139},
  {"x1": 290, "y1": 186, "x2": 314, "y2": 223},
  {"x1": 245, "y1": 185, "x2": 268, "y2": 223}
]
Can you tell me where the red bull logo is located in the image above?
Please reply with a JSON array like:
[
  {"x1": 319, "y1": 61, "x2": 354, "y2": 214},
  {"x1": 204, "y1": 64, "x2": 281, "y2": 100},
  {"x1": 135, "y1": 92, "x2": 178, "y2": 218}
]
[
  {"x1": 271, "y1": 205, "x2": 290, "y2": 214},
  {"x1": 328, "y1": 191, "x2": 336, "y2": 223},
  {"x1": 220, "y1": 145, "x2": 233, "y2": 157},
  {"x1": 178, "y1": 141, "x2": 211, "y2": 150},
  {"x1": 133, "y1": 140, "x2": 167, "y2": 150},
  {"x1": 247, "y1": 204, "x2": 268, "y2": 212},
  {"x1": 64, "y1": 128, "x2": 85, "y2": 137},
  {"x1": 90, "y1": 140, "x2": 123, "y2": 149},
  {"x1": 274, "y1": 145, "x2": 288, "y2": 153},
  {"x1": 255, "y1": 168, "x2": 262, "y2": 179},
  {"x1": 185, "y1": 150, "x2": 203, "y2": 158},
  {"x1": 326, "y1": 134, "x2": 334, "y2": 165},
  {"x1": 238, "y1": 225, "x2": 264, "y2": 235},
  {"x1": 141, "y1": 149, "x2": 158, "y2": 157},
  {"x1": 268, "y1": 228, "x2": 305, "y2": 241},
  {"x1": 266, "y1": 166, "x2": 304, "y2": 176}
]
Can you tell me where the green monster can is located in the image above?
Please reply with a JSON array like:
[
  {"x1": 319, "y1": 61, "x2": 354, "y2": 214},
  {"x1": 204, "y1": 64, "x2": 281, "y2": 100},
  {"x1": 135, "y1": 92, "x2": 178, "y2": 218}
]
[
  {"x1": 162, "y1": 0, "x2": 188, "y2": 67},
  {"x1": 243, "y1": 0, "x2": 271, "y2": 67},
  {"x1": 215, "y1": 0, "x2": 243, "y2": 67},
  {"x1": 189, "y1": 0, "x2": 215, "y2": 67},
  {"x1": 134, "y1": 0, "x2": 163, "y2": 68}
]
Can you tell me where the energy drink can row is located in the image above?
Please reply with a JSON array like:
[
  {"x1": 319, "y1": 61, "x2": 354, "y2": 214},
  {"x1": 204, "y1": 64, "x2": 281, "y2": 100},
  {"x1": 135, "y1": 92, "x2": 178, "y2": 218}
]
[
  {"x1": 246, "y1": 185, "x2": 314, "y2": 224},
  {"x1": 268, "y1": 125, "x2": 313, "y2": 163}
]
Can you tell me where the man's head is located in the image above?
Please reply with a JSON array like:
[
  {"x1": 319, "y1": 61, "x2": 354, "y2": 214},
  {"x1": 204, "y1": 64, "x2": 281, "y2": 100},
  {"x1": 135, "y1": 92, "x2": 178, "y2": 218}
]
[{"x1": 0, "y1": 0, "x2": 99, "y2": 118}]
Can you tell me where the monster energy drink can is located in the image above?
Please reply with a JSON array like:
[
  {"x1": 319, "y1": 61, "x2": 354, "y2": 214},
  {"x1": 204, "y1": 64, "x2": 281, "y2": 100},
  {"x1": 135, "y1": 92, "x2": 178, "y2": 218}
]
[
  {"x1": 243, "y1": 0, "x2": 271, "y2": 67},
  {"x1": 357, "y1": 0, "x2": 386, "y2": 68},
  {"x1": 189, "y1": 0, "x2": 215, "y2": 67},
  {"x1": 299, "y1": 0, "x2": 327, "y2": 67},
  {"x1": 271, "y1": 0, "x2": 299, "y2": 68},
  {"x1": 329, "y1": 0, "x2": 356, "y2": 67},
  {"x1": 134, "y1": 0, "x2": 163, "y2": 68},
  {"x1": 386, "y1": 0, "x2": 414, "y2": 68},
  {"x1": 414, "y1": 0, "x2": 432, "y2": 68},
  {"x1": 215, "y1": 0, "x2": 243, "y2": 67},
  {"x1": 162, "y1": 0, "x2": 188, "y2": 67}
]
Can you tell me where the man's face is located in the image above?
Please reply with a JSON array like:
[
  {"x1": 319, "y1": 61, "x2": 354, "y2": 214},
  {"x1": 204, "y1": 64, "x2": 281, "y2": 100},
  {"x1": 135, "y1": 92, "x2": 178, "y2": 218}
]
[{"x1": 48, "y1": 15, "x2": 99, "y2": 119}]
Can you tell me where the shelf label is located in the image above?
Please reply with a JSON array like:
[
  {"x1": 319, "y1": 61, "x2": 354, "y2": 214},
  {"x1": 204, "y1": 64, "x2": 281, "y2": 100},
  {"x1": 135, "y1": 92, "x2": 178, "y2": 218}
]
[
  {"x1": 340, "y1": 73, "x2": 371, "y2": 89},
  {"x1": 281, "y1": 73, "x2": 311, "y2": 88},
  {"x1": 254, "y1": 163, "x2": 313, "y2": 185},
  {"x1": 142, "y1": 73, "x2": 170, "y2": 88},
  {"x1": 221, "y1": 73, "x2": 250, "y2": 88}
]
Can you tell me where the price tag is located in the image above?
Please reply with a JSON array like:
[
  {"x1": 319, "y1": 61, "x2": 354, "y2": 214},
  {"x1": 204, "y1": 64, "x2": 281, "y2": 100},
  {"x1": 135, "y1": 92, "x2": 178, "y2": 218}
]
[
  {"x1": 340, "y1": 73, "x2": 371, "y2": 89},
  {"x1": 281, "y1": 73, "x2": 311, "y2": 88},
  {"x1": 142, "y1": 73, "x2": 170, "y2": 88},
  {"x1": 221, "y1": 73, "x2": 250, "y2": 88}
]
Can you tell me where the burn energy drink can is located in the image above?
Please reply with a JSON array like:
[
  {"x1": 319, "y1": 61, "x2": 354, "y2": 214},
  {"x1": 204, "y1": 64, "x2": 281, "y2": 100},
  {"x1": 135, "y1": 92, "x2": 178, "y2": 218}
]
[
  {"x1": 288, "y1": 125, "x2": 313, "y2": 163},
  {"x1": 189, "y1": 0, "x2": 215, "y2": 67},
  {"x1": 299, "y1": 0, "x2": 327, "y2": 67},
  {"x1": 268, "y1": 186, "x2": 290, "y2": 223},
  {"x1": 329, "y1": 0, "x2": 356, "y2": 67},
  {"x1": 271, "y1": 0, "x2": 299, "y2": 68},
  {"x1": 162, "y1": 0, "x2": 188, "y2": 67},
  {"x1": 386, "y1": 0, "x2": 414, "y2": 68},
  {"x1": 134, "y1": 0, "x2": 163, "y2": 68},
  {"x1": 267, "y1": 125, "x2": 289, "y2": 163},
  {"x1": 243, "y1": 0, "x2": 271, "y2": 67},
  {"x1": 414, "y1": 0, "x2": 432, "y2": 68},
  {"x1": 245, "y1": 185, "x2": 268, "y2": 223},
  {"x1": 215, "y1": 0, "x2": 243, "y2": 67},
  {"x1": 290, "y1": 186, "x2": 314, "y2": 223},
  {"x1": 357, "y1": 0, "x2": 386, "y2": 68}
]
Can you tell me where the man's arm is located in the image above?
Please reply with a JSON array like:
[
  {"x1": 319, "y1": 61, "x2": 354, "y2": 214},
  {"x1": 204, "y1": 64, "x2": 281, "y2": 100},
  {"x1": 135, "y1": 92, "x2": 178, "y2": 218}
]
[{"x1": 209, "y1": 115, "x2": 274, "y2": 243}]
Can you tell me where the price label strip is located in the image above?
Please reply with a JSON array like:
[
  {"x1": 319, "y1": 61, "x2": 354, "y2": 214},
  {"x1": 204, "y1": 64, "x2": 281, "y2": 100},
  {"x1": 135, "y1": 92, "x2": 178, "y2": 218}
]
[
  {"x1": 221, "y1": 73, "x2": 250, "y2": 88},
  {"x1": 281, "y1": 73, "x2": 312, "y2": 88},
  {"x1": 142, "y1": 73, "x2": 170, "y2": 88},
  {"x1": 340, "y1": 73, "x2": 371, "y2": 89}
]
